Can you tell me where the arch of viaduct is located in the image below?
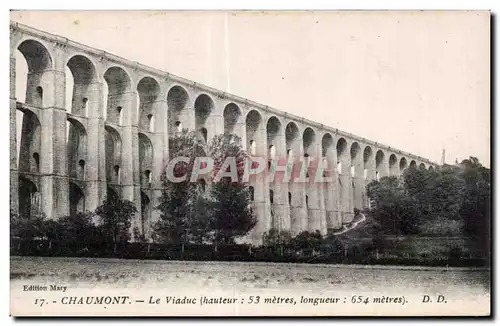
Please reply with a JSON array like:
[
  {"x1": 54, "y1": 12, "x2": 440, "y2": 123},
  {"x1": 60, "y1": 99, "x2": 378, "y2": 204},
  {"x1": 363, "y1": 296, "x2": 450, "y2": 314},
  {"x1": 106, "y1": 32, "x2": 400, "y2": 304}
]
[{"x1": 9, "y1": 21, "x2": 437, "y2": 244}]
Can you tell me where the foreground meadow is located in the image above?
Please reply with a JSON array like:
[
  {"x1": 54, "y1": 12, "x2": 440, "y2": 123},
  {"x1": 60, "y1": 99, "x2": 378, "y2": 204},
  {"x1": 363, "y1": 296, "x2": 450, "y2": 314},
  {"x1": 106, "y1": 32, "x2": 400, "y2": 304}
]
[{"x1": 10, "y1": 256, "x2": 490, "y2": 316}]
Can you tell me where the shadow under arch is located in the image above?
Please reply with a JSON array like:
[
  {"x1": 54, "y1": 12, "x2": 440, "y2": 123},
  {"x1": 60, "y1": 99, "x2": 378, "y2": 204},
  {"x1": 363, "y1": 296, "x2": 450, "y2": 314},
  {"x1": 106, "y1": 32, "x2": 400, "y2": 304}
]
[
  {"x1": 400, "y1": 157, "x2": 408, "y2": 172},
  {"x1": 107, "y1": 186, "x2": 119, "y2": 202},
  {"x1": 363, "y1": 146, "x2": 373, "y2": 172},
  {"x1": 103, "y1": 66, "x2": 132, "y2": 125},
  {"x1": 18, "y1": 109, "x2": 41, "y2": 174},
  {"x1": 67, "y1": 117, "x2": 87, "y2": 180},
  {"x1": 17, "y1": 39, "x2": 53, "y2": 108},
  {"x1": 389, "y1": 154, "x2": 398, "y2": 176},
  {"x1": 224, "y1": 103, "x2": 241, "y2": 135},
  {"x1": 246, "y1": 110, "x2": 263, "y2": 155},
  {"x1": 69, "y1": 182, "x2": 85, "y2": 216},
  {"x1": 266, "y1": 116, "x2": 282, "y2": 160},
  {"x1": 167, "y1": 85, "x2": 190, "y2": 135},
  {"x1": 140, "y1": 191, "x2": 151, "y2": 238},
  {"x1": 336, "y1": 137, "x2": 348, "y2": 175},
  {"x1": 18, "y1": 175, "x2": 39, "y2": 219},
  {"x1": 194, "y1": 94, "x2": 214, "y2": 143},
  {"x1": 139, "y1": 132, "x2": 154, "y2": 187},
  {"x1": 66, "y1": 54, "x2": 98, "y2": 116},
  {"x1": 375, "y1": 150, "x2": 385, "y2": 180},
  {"x1": 302, "y1": 127, "x2": 316, "y2": 156},
  {"x1": 105, "y1": 125, "x2": 122, "y2": 183},
  {"x1": 137, "y1": 76, "x2": 160, "y2": 131}
]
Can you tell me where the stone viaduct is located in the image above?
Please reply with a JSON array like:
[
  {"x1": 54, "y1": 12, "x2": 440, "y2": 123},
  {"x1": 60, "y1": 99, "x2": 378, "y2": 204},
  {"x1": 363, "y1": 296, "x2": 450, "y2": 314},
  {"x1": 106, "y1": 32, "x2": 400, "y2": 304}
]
[{"x1": 10, "y1": 21, "x2": 438, "y2": 244}]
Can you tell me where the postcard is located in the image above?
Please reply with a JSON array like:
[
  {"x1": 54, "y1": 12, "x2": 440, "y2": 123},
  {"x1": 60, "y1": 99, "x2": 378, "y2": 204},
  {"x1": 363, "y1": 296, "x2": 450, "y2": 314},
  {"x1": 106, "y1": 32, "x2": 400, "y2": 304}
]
[{"x1": 9, "y1": 10, "x2": 491, "y2": 317}]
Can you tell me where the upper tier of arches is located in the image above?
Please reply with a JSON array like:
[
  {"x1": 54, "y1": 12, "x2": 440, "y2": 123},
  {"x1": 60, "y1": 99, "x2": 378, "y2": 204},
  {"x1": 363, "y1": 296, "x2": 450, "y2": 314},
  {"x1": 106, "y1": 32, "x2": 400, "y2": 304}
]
[{"x1": 11, "y1": 25, "x2": 437, "y2": 173}]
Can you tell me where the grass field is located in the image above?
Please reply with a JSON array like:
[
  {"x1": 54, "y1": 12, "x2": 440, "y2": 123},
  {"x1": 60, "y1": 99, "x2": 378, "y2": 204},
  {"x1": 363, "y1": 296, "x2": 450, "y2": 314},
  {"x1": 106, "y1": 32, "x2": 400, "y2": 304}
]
[
  {"x1": 11, "y1": 256, "x2": 490, "y2": 292},
  {"x1": 10, "y1": 256, "x2": 491, "y2": 316}
]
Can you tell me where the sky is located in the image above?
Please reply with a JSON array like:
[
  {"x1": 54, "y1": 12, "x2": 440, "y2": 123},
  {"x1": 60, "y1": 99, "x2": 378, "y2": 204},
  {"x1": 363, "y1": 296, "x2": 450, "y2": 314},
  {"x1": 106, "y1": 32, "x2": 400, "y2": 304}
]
[{"x1": 10, "y1": 10, "x2": 491, "y2": 166}]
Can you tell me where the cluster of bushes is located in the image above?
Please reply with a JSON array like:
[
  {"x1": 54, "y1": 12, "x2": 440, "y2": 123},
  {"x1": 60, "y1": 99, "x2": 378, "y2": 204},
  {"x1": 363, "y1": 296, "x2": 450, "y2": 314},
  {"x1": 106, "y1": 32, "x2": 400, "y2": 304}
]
[
  {"x1": 10, "y1": 236, "x2": 487, "y2": 267},
  {"x1": 10, "y1": 127, "x2": 490, "y2": 269},
  {"x1": 10, "y1": 198, "x2": 487, "y2": 267},
  {"x1": 10, "y1": 196, "x2": 138, "y2": 255},
  {"x1": 366, "y1": 157, "x2": 490, "y2": 261}
]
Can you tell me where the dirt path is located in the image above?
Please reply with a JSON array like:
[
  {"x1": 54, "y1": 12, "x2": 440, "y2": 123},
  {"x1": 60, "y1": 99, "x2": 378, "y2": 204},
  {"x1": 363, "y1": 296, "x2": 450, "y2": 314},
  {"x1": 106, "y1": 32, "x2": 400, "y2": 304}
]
[{"x1": 332, "y1": 213, "x2": 367, "y2": 235}]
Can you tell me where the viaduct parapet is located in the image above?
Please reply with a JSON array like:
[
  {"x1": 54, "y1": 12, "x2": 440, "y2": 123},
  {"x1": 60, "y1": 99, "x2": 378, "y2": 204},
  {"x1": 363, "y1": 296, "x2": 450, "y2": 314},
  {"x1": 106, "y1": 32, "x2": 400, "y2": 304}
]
[{"x1": 10, "y1": 21, "x2": 438, "y2": 244}]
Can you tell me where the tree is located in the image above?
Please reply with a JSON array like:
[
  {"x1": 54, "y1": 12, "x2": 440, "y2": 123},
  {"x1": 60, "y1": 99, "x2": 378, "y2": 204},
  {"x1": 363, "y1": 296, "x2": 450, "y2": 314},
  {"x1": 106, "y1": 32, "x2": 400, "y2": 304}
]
[
  {"x1": 132, "y1": 226, "x2": 148, "y2": 244},
  {"x1": 367, "y1": 158, "x2": 490, "y2": 252},
  {"x1": 322, "y1": 233, "x2": 345, "y2": 255},
  {"x1": 10, "y1": 210, "x2": 48, "y2": 242},
  {"x1": 459, "y1": 157, "x2": 490, "y2": 258},
  {"x1": 155, "y1": 172, "x2": 198, "y2": 245},
  {"x1": 94, "y1": 197, "x2": 137, "y2": 253},
  {"x1": 206, "y1": 134, "x2": 257, "y2": 245},
  {"x1": 291, "y1": 230, "x2": 323, "y2": 253},
  {"x1": 208, "y1": 134, "x2": 249, "y2": 183},
  {"x1": 366, "y1": 176, "x2": 420, "y2": 235},
  {"x1": 366, "y1": 176, "x2": 404, "y2": 209},
  {"x1": 403, "y1": 166, "x2": 465, "y2": 222},
  {"x1": 154, "y1": 129, "x2": 206, "y2": 245},
  {"x1": 189, "y1": 187, "x2": 216, "y2": 244},
  {"x1": 52, "y1": 211, "x2": 97, "y2": 246},
  {"x1": 263, "y1": 228, "x2": 293, "y2": 247},
  {"x1": 209, "y1": 180, "x2": 256, "y2": 244}
]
